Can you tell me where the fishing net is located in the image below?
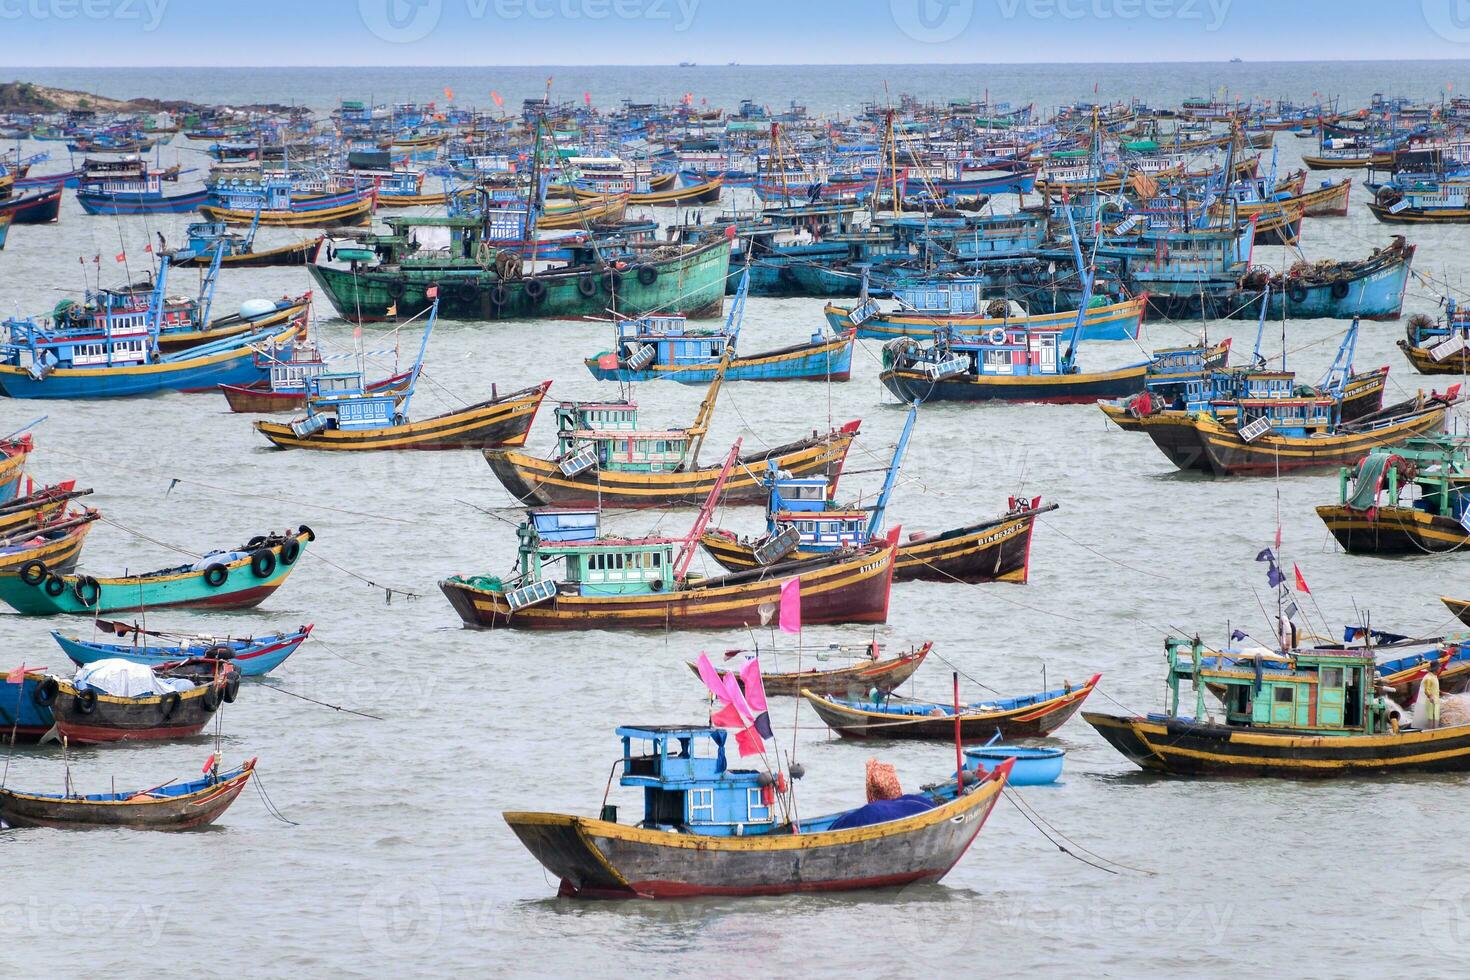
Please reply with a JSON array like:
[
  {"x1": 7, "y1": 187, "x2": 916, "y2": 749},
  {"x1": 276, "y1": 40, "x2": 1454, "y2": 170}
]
[{"x1": 865, "y1": 758, "x2": 902, "y2": 802}]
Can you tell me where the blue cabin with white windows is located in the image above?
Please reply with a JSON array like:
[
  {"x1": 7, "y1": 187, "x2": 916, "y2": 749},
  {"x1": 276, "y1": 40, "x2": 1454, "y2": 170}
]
[{"x1": 614, "y1": 726, "x2": 775, "y2": 836}]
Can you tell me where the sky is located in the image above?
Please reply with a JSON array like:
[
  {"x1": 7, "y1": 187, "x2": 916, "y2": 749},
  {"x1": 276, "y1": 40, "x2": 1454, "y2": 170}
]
[{"x1": 1, "y1": 0, "x2": 1469, "y2": 66}]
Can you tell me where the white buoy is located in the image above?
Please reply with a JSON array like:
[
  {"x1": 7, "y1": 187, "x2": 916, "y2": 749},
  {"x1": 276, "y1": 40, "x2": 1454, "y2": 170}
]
[{"x1": 238, "y1": 298, "x2": 277, "y2": 320}]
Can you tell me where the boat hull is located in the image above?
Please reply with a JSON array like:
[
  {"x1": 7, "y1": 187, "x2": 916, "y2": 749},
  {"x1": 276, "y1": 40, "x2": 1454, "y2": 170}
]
[
  {"x1": 440, "y1": 543, "x2": 895, "y2": 631},
  {"x1": 49, "y1": 678, "x2": 223, "y2": 744},
  {"x1": 804, "y1": 677, "x2": 1099, "y2": 741},
  {"x1": 309, "y1": 237, "x2": 731, "y2": 323},
  {"x1": 53, "y1": 628, "x2": 310, "y2": 676},
  {"x1": 484, "y1": 425, "x2": 856, "y2": 509},
  {"x1": 503, "y1": 771, "x2": 1004, "y2": 898},
  {"x1": 880, "y1": 364, "x2": 1149, "y2": 404},
  {"x1": 1085, "y1": 711, "x2": 1470, "y2": 776},
  {"x1": 168, "y1": 236, "x2": 324, "y2": 268},
  {"x1": 0, "y1": 762, "x2": 253, "y2": 829},
  {"x1": 831, "y1": 296, "x2": 1146, "y2": 344},
  {"x1": 254, "y1": 382, "x2": 549, "y2": 450},
  {"x1": 1316, "y1": 503, "x2": 1470, "y2": 554},
  {"x1": 76, "y1": 187, "x2": 209, "y2": 215},
  {"x1": 689, "y1": 644, "x2": 930, "y2": 698},
  {"x1": 0, "y1": 533, "x2": 308, "y2": 616},
  {"x1": 586, "y1": 332, "x2": 855, "y2": 384}
]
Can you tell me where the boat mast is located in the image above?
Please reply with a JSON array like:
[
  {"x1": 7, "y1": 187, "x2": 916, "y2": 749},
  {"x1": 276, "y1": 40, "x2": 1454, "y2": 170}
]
[
  {"x1": 865, "y1": 402, "x2": 918, "y2": 539},
  {"x1": 724, "y1": 260, "x2": 750, "y2": 351},
  {"x1": 685, "y1": 350, "x2": 731, "y2": 468},
  {"x1": 397, "y1": 296, "x2": 440, "y2": 419},
  {"x1": 672, "y1": 439, "x2": 741, "y2": 582},
  {"x1": 195, "y1": 234, "x2": 225, "y2": 330}
]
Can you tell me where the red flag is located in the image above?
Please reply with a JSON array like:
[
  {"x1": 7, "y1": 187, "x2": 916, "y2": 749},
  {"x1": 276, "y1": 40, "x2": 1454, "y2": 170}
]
[
  {"x1": 1274, "y1": 525, "x2": 1282, "y2": 549},
  {"x1": 425, "y1": 285, "x2": 439, "y2": 299},
  {"x1": 1293, "y1": 564, "x2": 1310, "y2": 595},
  {"x1": 201, "y1": 753, "x2": 216, "y2": 773},
  {"x1": 115, "y1": 251, "x2": 126, "y2": 263},
  {"x1": 93, "y1": 254, "x2": 100, "y2": 264},
  {"x1": 143, "y1": 243, "x2": 153, "y2": 253},
  {"x1": 1093, "y1": 81, "x2": 1099, "y2": 94},
  {"x1": 596, "y1": 352, "x2": 619, "y2": 370},
  {"x1": 353, "y1": 325, "x2": 362, "y2": 340},
  {"x1": 5, "y1": 664, "x2": 25, "y2": 685},
  {"x1": 491, "y1": 90, "x2": 503, "y2": 107},
  {"x1": 584, "y1": 91, "x2": 591, "y2": 106},
  {"x1": 444, "y1": 87, "x2": 454, "y2": 100},
  {"x1": 734, "y1": 726, "x2": 765, "y2": 758},
  {"x1": 778, "y1": 577, "x2": 801, "y2": 634}
]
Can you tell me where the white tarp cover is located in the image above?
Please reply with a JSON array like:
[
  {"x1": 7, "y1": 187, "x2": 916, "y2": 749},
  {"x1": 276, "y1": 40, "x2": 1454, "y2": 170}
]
[{"x1": 71, "y1": 659, "x2": 196, "y2": 697}]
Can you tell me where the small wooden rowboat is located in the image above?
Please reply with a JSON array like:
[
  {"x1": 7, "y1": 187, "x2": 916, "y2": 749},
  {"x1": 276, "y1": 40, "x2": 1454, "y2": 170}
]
[
  {"x1": 41, "y1": 660, "x2": 240, "y2": 744},
  {"x1": 803, "y1": 674, "x2": 1101, "y2": 741},
  {"x1": 0, "y1": 483, "x2": 91, "y2": 535},
  {"x1": 220, "y1": 370, "x2": 414, "y2": 414},
  {"x1": 485, "y1": 421, "x2": 859, "y2": 509},
  {"x1": 199, "y1": 194, "x2": 373, "y2": 228},
  {"x1": 573, "y1": 175, "x2": 724, "y2": 207},
  {"x1": 688, "y1": 642, "x2": 930, "y2": 698},
  {"x1": 53, "y1": 622, "x2": 312, "y2": 676},
  {"x1": 1, "y1": 510, "x2": 99, "y2": 577},
  {"x1": 0, "y1": 759, "x2": 255, "y2": 830},
  {"x1": 0, "y1": 526, "x2": 312, "y2": 616},
  {"x1": 156, "y1": 294, "x2": 311, "y2": 352},
  {"x1": 168, "y1": 235, "x2": 324, "y2": 268},
  {"x1": 701, "y1": 501, "x2": 1056, "y2": 584},
  {"x1": 255, "y1": 381, "x2": 549, "y2": 450}
]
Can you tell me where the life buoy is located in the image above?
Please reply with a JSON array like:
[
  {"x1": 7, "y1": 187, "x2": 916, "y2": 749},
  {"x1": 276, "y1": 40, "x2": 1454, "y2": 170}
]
[
  {"x1": 203, "y1": 563, "x2": 229, "y2": 588},
  {"x1": 577, "y1": 273, "x2": 598, "y2": 297},
  {"x1": 1287, "y1": 282, "x2": 1307, "y2": 304},
  {"x1": 524, "y1": 277, "x2": 548, "y2": 303},
  {"x1": 18, "y1": 560, "x2": 46, "y2": 586},
  {"x1": 75, "y1": 688, "x2": 98, "y2": 714},
  {"x1": 297, "y1": 524, "x2": 316, "y2": 542},
  {"x1": 159, "y1": 690, "x2": 181, "y2": 719},
  {"x1": 385, "y1": 279, "x2": 406, "y2": 299},
  {"x1": 649, "y1": 578, "x2": 664, "y2": 593},
  {"x1": 246, "y1": 535, "x2": 267, "y2": 549},
  {"x1": 43, "y1": 575, "x2": 66, "y2": 597},
  {"x1": 279, "y1": 536, "x2": 301, "y2": 566},
  {"x1": 987, "y1": 327, "x2": 1007, "y2": 345},
  {"x1": 1330, "y1": 280, "x2": 1349, "y2": 300},
  {"x1": 250, "y1": 549, "x2": 277, "y2": 579},
  {"x1": 73, "y1": 576, "x2": 100, "y2": 607},
  {"x1": 456, "y1": 280, "x2": 479, "y2": 305},
  {"x1": 489, "y1": 283, "x2": 510, "y2": 307},
  {"x1": 34, "y1": 677, "x2": 57, "y2": 706},
  {"x1": 636, "y1": 264, "x2": 658, "y2": 286}
]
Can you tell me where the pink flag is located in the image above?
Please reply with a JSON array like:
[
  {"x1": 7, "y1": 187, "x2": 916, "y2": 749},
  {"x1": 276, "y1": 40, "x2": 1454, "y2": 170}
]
[
  {"x1": 778, "y1": 578, "x2": 801, "y2": 634},
  {"x1": 694, "y1": 652, "x2": 747, "y2": 729},
  {"x1": 734, "y1": 725, "x2": 765, "y2": 758},
  {"x1": 739, "y1": 657, "x2": 774, "y2": 739},
  {"x1": 5, "y1": 664, "x2": 25, "y2": 685}
]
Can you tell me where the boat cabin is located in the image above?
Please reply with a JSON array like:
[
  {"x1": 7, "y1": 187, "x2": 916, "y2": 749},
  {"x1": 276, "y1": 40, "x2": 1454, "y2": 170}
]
[
  {"x1": 1166, "y1": 636, "x2": 1392, "y2": 735},
  {"x1": 517, "y1": 515, "x2": 677, "y2": 596},
  {"x1": 552, "y1": 401, "x2": 691, "y2": 474},
  {"x1": 612, "y1": 314, "x2": 731, "y2": 368},
  {"x1": 1337, "y1": 436, "x2": 1470, "y2": 520},
  {"x1": 612, "y1": 725, "x2": 775, "y2": 835}
]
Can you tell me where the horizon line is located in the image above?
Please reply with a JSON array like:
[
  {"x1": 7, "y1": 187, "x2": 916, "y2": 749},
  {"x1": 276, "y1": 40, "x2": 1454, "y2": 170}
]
[{"x1": 7, "y1": 57, "x2": 1470, "y2": 69}]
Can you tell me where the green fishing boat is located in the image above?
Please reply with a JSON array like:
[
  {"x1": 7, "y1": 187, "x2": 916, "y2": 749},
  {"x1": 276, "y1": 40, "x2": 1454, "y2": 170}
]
[
  {"x1": 309, "y1": 228, "x2": 731, "y2": 323},
  {"x1": 1317, "y1": 434, "x2": 1470, "y2": 553},
  {"x1": 0, "y1": 527, "x2": 312, "y2": 616}
]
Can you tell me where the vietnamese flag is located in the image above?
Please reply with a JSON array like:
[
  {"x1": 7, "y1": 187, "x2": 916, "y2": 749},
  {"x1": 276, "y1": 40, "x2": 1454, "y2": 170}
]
[
  {"x1": 425, "y1": 284, "x2": 439, "y2": 299},
  {"x1": 115, "y1": 251, "x2": 126, "y2": 263},
  {"x1": 1293, "y1": 564, "x2": 1311, "y2": 595}
]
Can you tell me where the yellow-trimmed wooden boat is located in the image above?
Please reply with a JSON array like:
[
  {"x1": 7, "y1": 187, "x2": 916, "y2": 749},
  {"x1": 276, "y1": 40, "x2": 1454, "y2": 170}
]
[
  {"x1": 686, "y1": 642, "x2": 931, "y2": 697},
  {"x1": 1316, "y1": 503, "x2": 1470, "y2": 553},
  {"x1": 167, "y1": 235, "x2": 324, "y2": 268},
  {"x1": 1442, "y1": 595, "x2": 1470, "y2": 628},
  {"x1": 157, "y1": 295, "x2": 311, "y2": 351},
  {"x1": 255, "y1": 381, "x2": 550, "y2": 451},
  {"x1": 0, "y1": 484, "x2": 88, "y2": 536},
  {"x1": 538, "y1": 194, "x2": 628, "y2": 228},
  {"x1": 375, "y1": 190, "x2": 454, "y2": 208},
  {"x1": 198, "y1": 195, "x2": 374, "y2": 228},
  {"x1": 826, "y1": 295, "x2": 1147, "y2": 343},
  {"x1": 0, "y1": 510, "x2": 97, "y2": 576},
  {"x1": 485, "y1": 421, "x2": 860, "y2": 509},
  {"x1": 572, "y1": 175, "x2": 723, "y2": 207},
  {"x1": 1398, "y1": 338, "x2": 1470, "y2": 375}
]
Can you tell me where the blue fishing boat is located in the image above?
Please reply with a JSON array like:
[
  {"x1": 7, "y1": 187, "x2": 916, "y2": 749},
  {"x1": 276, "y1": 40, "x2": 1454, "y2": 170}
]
[
  {"x1": 584, "y1": 268, "x2": 854, "y2": 384},
  {"x1": 504, "y1": 723, "x2": 1012, "y2": 898},
  {"x1": 0, "y1": 260, "x2": 303, "y2": 400},
  {"x1": 74, "y1": 157, "x2": 206, "y2": 216},
  {"x1": 51, "y1": 622, "x2": 312, "y2": 677},
  {"x1": 964, "y1": 745, "x2": 1064, "y2": 786}
]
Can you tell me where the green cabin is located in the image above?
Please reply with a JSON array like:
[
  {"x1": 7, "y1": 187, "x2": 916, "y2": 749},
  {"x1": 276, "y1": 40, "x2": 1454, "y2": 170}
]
[{"x1": 553, "y1": 401, "x2": 691, "y2": 474}]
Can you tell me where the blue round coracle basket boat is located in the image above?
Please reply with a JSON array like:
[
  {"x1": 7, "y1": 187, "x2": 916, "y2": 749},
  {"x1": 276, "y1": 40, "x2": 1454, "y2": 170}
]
[{"x1": 965, "y1": 746, "x2": 1065, "y2": 786}]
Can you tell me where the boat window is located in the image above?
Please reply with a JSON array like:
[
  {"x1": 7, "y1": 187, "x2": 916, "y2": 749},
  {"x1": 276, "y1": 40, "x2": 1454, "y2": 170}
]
[
  {"x1": 1320, "y1": 667, "x2": 1343, "y2": 687},
  {"x1": 1274, "y1": 686, "x2": 1294, "y2": 703},
  {"x1": 651, "y1": 552, "x2": 661, "y2": 567},
  {"x1": 687, "y1": 787, "x2": 714, "y2": 823}
]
